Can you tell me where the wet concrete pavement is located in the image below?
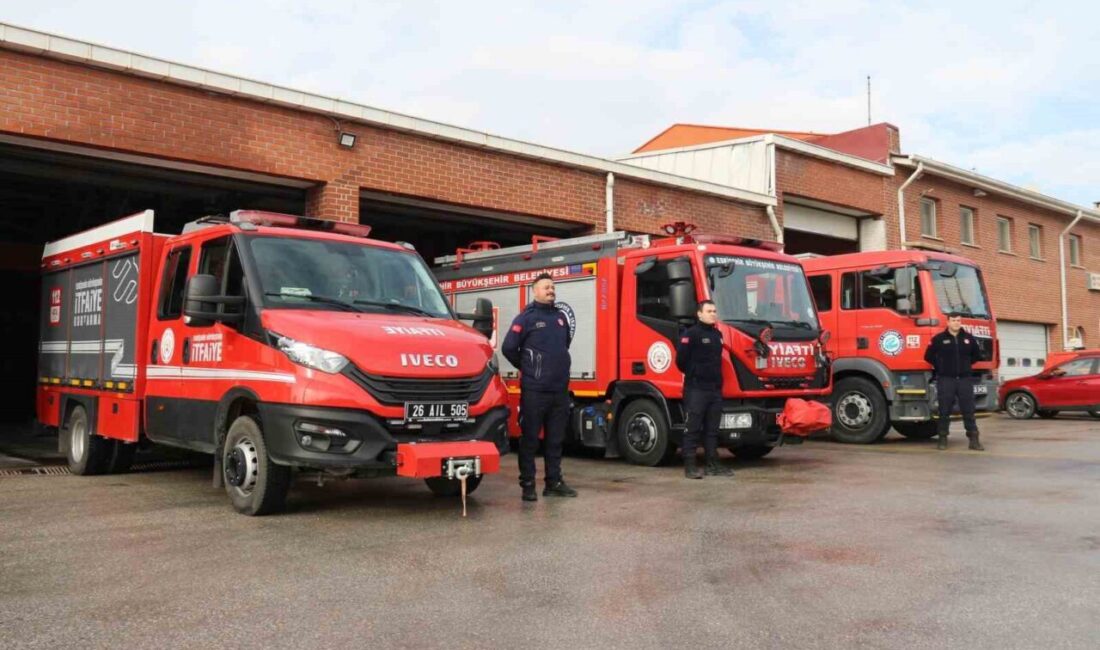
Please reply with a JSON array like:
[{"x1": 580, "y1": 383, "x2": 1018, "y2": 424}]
[{"x1": 1, "y1": 414, "x2": 1098, "y2": 649}]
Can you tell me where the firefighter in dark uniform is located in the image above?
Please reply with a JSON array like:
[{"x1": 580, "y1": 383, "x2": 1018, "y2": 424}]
[
  {"x1": 502, "y1": 273, "x2": 579, "y2": 502},
  {"x1": 924, "y1": 312, "x2": 985, "y2": 451},
  {"x1": 675, "y1": 300, "x2": 735, "y2": 479}
]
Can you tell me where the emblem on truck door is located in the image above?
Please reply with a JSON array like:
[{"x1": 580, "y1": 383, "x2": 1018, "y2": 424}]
[
  {"x1": 647, "y1": 341, "x2": 672, "y2": 374},
  {"x1": 160, "y1": 328, "x2": 175, "y2": 364},
  {"x1": 879, "y1": 330, "x2": 903, "y2": 357}
]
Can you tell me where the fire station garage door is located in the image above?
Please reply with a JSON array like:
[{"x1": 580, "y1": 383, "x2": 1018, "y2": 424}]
[
  {"x1": 998, "y1": 321, "x2": 1049, "y2": 382},
  {"x1": 782, "y1": 202, "x2": 861, "y2": 256}
]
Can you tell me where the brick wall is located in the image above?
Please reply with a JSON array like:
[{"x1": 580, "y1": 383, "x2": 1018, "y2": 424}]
[
  {"x1": 0, "y1": 48, "x2": 768, "y2": 237},
  {"x1": 893, "y1": 173, "x2": 1100, "y2": 351},
  {"x1": 775, "y1": 150, "x2": 892, "y2": 225}
]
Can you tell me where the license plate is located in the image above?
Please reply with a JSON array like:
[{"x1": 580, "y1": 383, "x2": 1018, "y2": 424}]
[
  {"x1": 404, "y1": 402, "x2": 469, "y2": 423},
  {"x1": 973, "y1": 385, "x2": 988, "y2": 395}
]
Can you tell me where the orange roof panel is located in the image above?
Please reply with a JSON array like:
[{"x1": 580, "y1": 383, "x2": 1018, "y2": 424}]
[{"x1": 634, "y1": 123, "x2": 826, "y2": 153}]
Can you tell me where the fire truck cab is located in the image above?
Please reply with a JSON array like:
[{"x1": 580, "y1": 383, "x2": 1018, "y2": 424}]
[
  {"x1": 434, "y1": 224, "x2": 832, "y2": 466},
  {"x1": 37, "y1": 210, "x2": 507, "y2": 515},
  {"x1": 802, "y1": 250, "x2": 998, "y2": 443}
]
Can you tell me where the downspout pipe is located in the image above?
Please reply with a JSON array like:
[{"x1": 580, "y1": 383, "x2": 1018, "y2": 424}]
[
  {"x1": 767, "y1": 205, "x2": 783, "y2": 249},
  {"x1": 896, "y1": 161, "x2": 924, "y2": 250},
  {"x1": 605, "y1": 172, "x2": 615, "y2": 233},
  {"x1": 1059, "y1": 209, "x2": 1084, "y2": 350}
]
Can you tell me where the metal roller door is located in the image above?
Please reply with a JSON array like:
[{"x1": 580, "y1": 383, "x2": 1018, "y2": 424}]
[{"x1": 998, "y1": 321, "x2": 1049, "y2": 382}]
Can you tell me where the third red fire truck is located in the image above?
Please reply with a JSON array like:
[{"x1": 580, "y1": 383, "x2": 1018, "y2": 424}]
[
  {"x1": 802, "y1": 250, "x2": 999, "y2": 443},
  {"x1": 434, "y1": 223, "x2": 832, "y2": 466}
]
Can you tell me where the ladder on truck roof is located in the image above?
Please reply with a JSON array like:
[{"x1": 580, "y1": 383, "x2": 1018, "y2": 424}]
[{"x1": 434, "y1": 231, "x2": 650, "y2": 267}]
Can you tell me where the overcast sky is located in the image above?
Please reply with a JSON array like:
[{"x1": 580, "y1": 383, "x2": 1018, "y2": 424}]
[{"x1": 6, "y1": 1, "x2": 1099, "y2": 206}]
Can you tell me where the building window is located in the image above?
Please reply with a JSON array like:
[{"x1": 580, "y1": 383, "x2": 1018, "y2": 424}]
[
  {"x1": 920, "y1": 198, "x2": 938, "y2": 238},
  {"x1": 1029, "y1": 224, "x2": 1042, "y2": 259},
  {"x1": 960, "y1": 207, "x2": 976, "y2": 245},
  {"x1": 1069, "y1": 234, "x2": 1082, "y2": 266},
  {"x1": 997, "y1": 217, "x2": 1013, "y2": 252}
]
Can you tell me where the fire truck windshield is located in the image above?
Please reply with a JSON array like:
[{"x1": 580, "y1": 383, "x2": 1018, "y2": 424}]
[
  {"x1": 930, "y1": 264, "x2": 991, "y2": 319},
  {"x1": 246, "y1": 236, "x2": 452, "y2": 318},
  {"x1": 705, "y1": 256, "x2": 819, "y2": 334}
]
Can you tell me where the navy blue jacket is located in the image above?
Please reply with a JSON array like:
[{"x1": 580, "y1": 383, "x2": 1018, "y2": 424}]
[
  {"x1": 924, "y1": 328, "x2": 982, "y2": 379},
  {"x1": 501, "y1": 301, "x2": 572, "y2": 392},
  {"x1": 676, "y1": 322, "x2": 724, "y2": 391}
]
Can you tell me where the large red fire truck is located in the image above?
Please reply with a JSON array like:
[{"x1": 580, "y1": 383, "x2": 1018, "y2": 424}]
[
  {"x1": 433, "y1": 224, "x2": 832, "y2": 466},
  {"x1": 801, "y1": 250, "x2": 999, "y2": 443},
  {"x1": 37, "y1": 210, "x2": 507, "y2": 515}
]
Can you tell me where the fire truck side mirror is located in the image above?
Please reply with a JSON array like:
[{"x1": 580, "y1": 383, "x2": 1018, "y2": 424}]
[
  {"x1": 458, "y1": 298, "x2": 494, "y2": 339},
  {"x1": 184, "y1": 274, "x2": 219, "y2": 327},
  {"x1": 666, "y1": 258, "x2": 696, "y2": 321}
]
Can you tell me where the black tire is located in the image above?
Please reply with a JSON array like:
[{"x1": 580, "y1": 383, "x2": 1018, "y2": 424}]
[
  {"x1": 1089, "y1": 410, "x2": 1100, "y2": 419},
  {"x1": 106, "y1": 441, "x2": 137, "y2": 474},
  {"x1": 617, "y1": 399, "x2": 676, "y2": 466},
  {"x1": 1004, "y1": 392, "x2": 1036, "y2": 419},
  {"x1": 65, "y1": 404, "x2": 112, "y2": 475},
  {"x1": 894, "y1": 421, "x2": 939, "y2": 439},
  {"x1": 425, "y1": 475, "x2": 483, "y2": 497},
  {"x1": 830, "y1": 376, "x2": 890, "y2": 444},
  {"x1": 730, "y1": 444, "x2": 773, "y2": 460},
  {"x1": 222, "y1": 416, "x2": 291, "y2": 516},
  {"x1": 1037, "y1": 410, "x2": 1059, "y2": 419}
]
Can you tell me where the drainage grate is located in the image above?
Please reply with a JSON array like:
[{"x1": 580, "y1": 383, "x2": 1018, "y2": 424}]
[{"x1": 0, "y1": 459, "x2": 207, "y2": 478}]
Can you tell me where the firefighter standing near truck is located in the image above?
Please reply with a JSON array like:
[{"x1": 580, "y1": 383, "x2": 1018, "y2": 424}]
[
  {"x1": 502, "y1": 273, "x2": 579, "y2": 501},
  {"x1": 676, "y1": 300, "x2": 735, "y2": 479},
  {"x1": 924, "y1": 312, "x2": 985, "y2": 451}
]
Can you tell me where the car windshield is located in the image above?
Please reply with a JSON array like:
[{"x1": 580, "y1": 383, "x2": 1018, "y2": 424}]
[
  {"x1": 245, "y1": 236, "x2": 452, "y2": 318},
  {"x1": 931, "y1": 264, "x2": 991, "y2": 319},
  {"x1": 706, "y1": 255, "x2": 819, "y2": 333}
]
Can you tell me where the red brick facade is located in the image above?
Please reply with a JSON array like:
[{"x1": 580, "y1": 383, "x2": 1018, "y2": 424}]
[{"x1": 0, "y1": 48, "x2": 768, "y2": 237}]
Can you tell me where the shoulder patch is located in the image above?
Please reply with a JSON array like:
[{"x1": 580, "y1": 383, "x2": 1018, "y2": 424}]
[
  {"x1": 511, "y1": 324, "x2": 522, "y2": 333},
  {"x1": 681, "y1": 337, "x2": 690, "y2": 344}
]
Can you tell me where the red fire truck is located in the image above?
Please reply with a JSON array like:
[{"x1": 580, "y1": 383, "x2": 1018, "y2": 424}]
[
  {"x1": 801, "y1": 250, "x2": 999, "y2": 443},
  {"x1": 433, "y1": 224, "x2": 832, "y2": 466},
  {"x1": 37, "y1": 210, "x2": 507, "y2": 515}
]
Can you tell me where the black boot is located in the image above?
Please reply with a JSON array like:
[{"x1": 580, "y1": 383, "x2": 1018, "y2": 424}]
[
  {"x1": 684, "y1": 457, "x2": 704, "y2": 479},
  {"x1": 705, "y1": 455, "x2": 734, "y2": 477},
  {"x1": 937, "y1": 430, "x2": 948, "y2": 450},
  {"x1": 521, "y1": 482, "x2": 537, "y2": 502},
  {"x1": 543, "y1": 480, "x2": 578, "y2": 497},
  {"x1": 967, "y1": 430, "x2": 984, "y2": 451}
]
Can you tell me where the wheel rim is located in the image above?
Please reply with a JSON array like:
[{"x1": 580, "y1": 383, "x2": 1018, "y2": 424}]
[
  {"x1": 625, "y1": 413, "x2": 658, "y2": 454},
  {"x1": 1006, "y1": 394, "x2": 1033, "y2": 418},
  {"x1": 70, "y1": 414, "x2": 86, "y2": 462},
  {"x1": 224, "y1": 437, "x2": 260, "y2": 496},
  {"x1": 836, "y1": 392, "x2": 873, "y2": 429}
]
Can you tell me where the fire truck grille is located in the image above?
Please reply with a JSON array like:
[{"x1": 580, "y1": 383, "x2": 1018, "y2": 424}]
[{"x1": 343, "y1": 366, "x2": 493, "y2": 406}]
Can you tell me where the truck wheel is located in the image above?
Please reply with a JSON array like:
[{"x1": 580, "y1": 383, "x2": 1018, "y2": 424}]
[
  {"x1": 425, "y1": 475, "x2": 482, "y2": 497},
  {"x1": 831, "y1": 377, "x2": 890, "y2": 444},
  {"x1": 1004, "y1": 392, "x2": 1036, "y2": 419},
  {"x1": 222, "y1": 416, "x2": 291, "y2": 516},
  {"x1": 1089, "y1": 410, "x2": 1100, "y2": 419},
  {"x1": 730, "y1": 444, "x2": 773, "y2": 460},
  {"x1": 894, "y1": 421, "x2": 938, "y2": 439},
  {"x1": 65, "y1": 404, "x2": 112, "y2": 475},
  {"x1": 1037, "y1": 410, "x2": 1059, "y2": 419},
  {"x1": 106, "y1": 441, "x2": 137, "y2": 474},
  {"x1": 617, "y1": 399, "x2": 676, "y2": 467}
]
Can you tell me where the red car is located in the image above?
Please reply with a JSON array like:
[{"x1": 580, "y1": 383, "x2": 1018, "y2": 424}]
[{"x1": 1000, "y1": 352, "x2": 1100, "y2": 419}]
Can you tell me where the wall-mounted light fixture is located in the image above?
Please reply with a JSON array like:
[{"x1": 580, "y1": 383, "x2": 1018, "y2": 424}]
[
  {"x1": 329, "y1": 117, "x2": 357, "y2": 149},
  {"x1": 973, "y1": 188, "x2": 988, "y2": 197}
]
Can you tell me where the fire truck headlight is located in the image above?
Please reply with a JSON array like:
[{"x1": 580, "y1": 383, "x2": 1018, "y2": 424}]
[{"x1": 276, "y1": 335, "x2": 349, "y2": 374}]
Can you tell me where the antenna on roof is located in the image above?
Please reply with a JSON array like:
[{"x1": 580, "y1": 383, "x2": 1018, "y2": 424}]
[{"x1": 866, "y1": 75, "x2": 872, "y2": 126}]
